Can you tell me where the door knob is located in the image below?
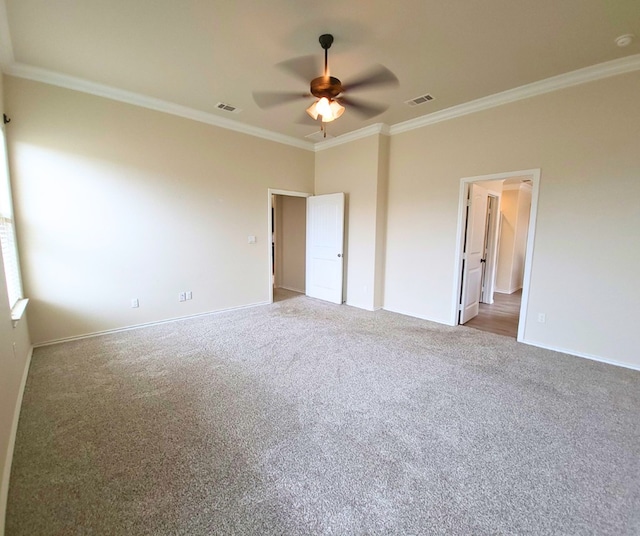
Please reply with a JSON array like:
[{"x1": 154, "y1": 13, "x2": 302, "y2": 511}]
[{"x1": 337, "y1": 253, "x2": 342, "y2": 258}]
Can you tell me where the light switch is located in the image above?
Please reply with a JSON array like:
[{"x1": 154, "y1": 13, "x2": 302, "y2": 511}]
[{"x1": 248, "y1": 235, "x2": 257, "y2": 244}]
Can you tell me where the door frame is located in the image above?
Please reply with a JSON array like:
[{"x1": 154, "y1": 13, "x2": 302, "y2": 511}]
[
  {"x1": 451, "y1": 169, "x2": 541, "y2": 342},
  {"x1": 267, "y1": 188, "x2": 312, "y2": 304}
]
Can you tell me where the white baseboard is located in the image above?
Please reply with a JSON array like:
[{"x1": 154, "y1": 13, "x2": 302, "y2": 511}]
[
  {"x1": 0, "y1": 345, "x2": 34, "y2": 536},
  {"x1": 34, "y1": 301, "x2": 270, "y2": 348},
  {"x1": 384, "y1": 305, "x2": 640, "y2": 372},
  {"x1": 382, "y1": 305, "x2": 452, "y2": 325},
  {"x1": 495, "y1": 286, "x2": 522, "y2": 295},
  {"x1": 519, "y1": 338, "x2": 640, "y2": 372},
  {"x1": 346, "y1": 301, "x2": 375, "y2": 312},
  {"x1": 277, "y1": 286, "x2": 305, "y2": 294}
]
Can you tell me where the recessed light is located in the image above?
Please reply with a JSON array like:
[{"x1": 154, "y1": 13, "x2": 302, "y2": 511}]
[{"x1": 615, "y1": 34, "x2": 634, "y2": 47}]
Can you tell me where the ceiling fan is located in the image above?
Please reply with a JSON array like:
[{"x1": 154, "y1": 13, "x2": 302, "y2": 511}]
[{"x1": 253, "y1": 34, "x2": 398, "y2": 135}]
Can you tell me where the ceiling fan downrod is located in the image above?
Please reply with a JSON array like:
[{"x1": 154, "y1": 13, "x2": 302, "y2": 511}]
[{"x1": 319, "y1": 34, "x2": 333, "y2": 77}]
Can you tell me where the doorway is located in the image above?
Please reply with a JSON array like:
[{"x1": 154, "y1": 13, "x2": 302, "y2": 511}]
[
  {"x1": 465, "y1": 289, "x2": 523, "y2": 337},
  {"x1": 267, "y1": 189, "x2": 311, "y2": 304},
  {"x1": 268, "y1": 189, "x2": 346, "y2": 306},
  {"x1": 453, "y1": 170, "x2": 540, "y2": 341}
]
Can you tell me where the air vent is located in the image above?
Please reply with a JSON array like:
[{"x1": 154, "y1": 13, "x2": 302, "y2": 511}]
[
  {"x1": 405, "y1": 93, "x2": 434, "y2": 107},
  {"x1": 215, "y1": 102, "x2": 241, "y2": 113}
]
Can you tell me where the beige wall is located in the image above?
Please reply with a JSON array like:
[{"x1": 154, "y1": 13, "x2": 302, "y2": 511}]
[
  {"x1": 0, "y1": 75, "x2": 32, "y2": 535},
  {"x1": 373, "y1": 135, "x2": 390, "y2": 309},
  {"x1": 496, "y1": 189, "x2": 519, "y2": 293},
  {"x1": 496, "y1": 184, "x2": 531, "y2": 293},
  {"x1": 385, "y1": 71, "x2": 640, "y2": 368},
  {"x1": 5, "y1": 76, "x2": 314, "y2": 344},
  {"x1": 513, "y1": 184, "x2": 532, "y2": 291},
  {"x1": 0, "y1": 255, "x2": 30, "y2": 536},
  {"x1": 315, "y1": 134, "x2": 388, "y2": 310},
  {"x1": 274, "y1": 195, "x2": 306, "y2": 293}
]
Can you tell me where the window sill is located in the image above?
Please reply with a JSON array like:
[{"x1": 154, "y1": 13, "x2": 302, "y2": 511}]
[{"x1": 11, "y1": 298, "x2": 29, "y2": 327}]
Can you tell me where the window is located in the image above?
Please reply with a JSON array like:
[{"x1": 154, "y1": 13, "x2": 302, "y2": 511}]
[{"x1": 0, "y1": 124, "x2": 23, "y2": 309}]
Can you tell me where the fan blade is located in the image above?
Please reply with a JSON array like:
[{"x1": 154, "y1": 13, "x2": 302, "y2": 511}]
[
  {"x1": 342, "y1": 64, "x2": 399, "y2": 92},
  {"x1": 276, "y1": 55, "x2": 322, "y2": 84},
  {"x1": 252, "y1": 91, "x2": 310, "y2": 109},
  {"x1": 338, "y1": 96, "x2": 389, "y2": 119}
]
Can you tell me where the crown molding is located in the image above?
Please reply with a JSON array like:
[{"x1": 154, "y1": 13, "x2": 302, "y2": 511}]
[
  {"x1": 314, "y1": 123, "x2": 390, "y2": 152},
  {"x1": 2, "y1": 48, "x2": 639, "y2": 151},
  {"x1": 4, "y1": 62, "x2": 315, "y2": 151},
  {"x1": 390, "y1": 53, "x2": 640, "y2": 136}
]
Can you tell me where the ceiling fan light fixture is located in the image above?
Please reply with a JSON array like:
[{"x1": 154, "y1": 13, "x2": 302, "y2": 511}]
[
  {"x1": 328, "y1": 100, "x2": 345, "y2": 120},
  {"x1": 316, "y1": 97, "x2": 332, "y2": 117},
  {"x1": 306, "y1": 101, "x2": 320, "y2": 120},
  {"x1": 306, "y1": 97, "x2": 345, "y2": 122}
]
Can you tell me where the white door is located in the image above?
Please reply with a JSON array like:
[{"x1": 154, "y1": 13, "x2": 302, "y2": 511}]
[
  {"x1": 480, "y1": 194, "x2": 499, "y2": 305},
  {"x1": 306, "y1": 193, "x2": 345, "y2": 304},
  {"x1": 459, "y1": 184, "x2": 489, "y2": 323}
]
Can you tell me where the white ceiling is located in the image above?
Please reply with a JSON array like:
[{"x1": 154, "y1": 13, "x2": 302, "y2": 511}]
[{"x1": 1, "y1": 0, "x2": 639, "y2": 145}]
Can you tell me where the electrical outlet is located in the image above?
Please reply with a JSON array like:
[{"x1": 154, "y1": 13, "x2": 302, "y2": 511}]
[
  {"x1": 131, "y1": 298, "x2": 139, "y2": 308},
  {"x1": 537, "y1": 313, "x2": 546, "y2": 323},
  {"x1": 179, "y1": 292, "x2": 187, "y2": 302},
  {"x1": 186, "y1": 291, "x2": 192, "y2": 300}
]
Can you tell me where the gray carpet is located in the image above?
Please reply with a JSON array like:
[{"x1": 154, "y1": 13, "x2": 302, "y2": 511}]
[{"x1": 6, "y1": 290, "x2": 640, "y2": 535}]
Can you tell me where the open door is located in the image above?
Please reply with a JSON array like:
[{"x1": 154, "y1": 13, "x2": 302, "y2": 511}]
[
  {"x1": 459, "y1": 184, "x2": 489, "y2": 323},
  {"x1": 306, "y1": 193, "x2": 345, "y2": 304},
  {"x1": 480, "y1": 194, "x2": 500, "y2": 305}
]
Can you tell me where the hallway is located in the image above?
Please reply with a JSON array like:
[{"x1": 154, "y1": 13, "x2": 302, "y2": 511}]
[{"x1": 464, "y1": 290, "x2": 522, "y2": 338}]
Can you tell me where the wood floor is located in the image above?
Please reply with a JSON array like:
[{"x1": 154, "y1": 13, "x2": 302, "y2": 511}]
[
  {"x1": 275, "y1": 287, "x2": 522, "y2": 338},
  {"x1": 464, "y1": 290, "x2": 522, "y2": 338},
  {"x1": 273, "y1": 287, "x2": 302, "y2": 302}
]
